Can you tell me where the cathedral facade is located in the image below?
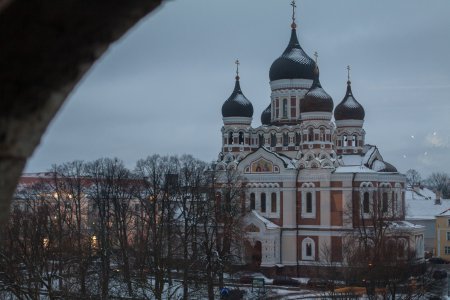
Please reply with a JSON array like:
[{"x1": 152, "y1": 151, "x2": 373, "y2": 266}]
[{"x1": 217, "y1": 9, "x2": 425, "y2": 276}]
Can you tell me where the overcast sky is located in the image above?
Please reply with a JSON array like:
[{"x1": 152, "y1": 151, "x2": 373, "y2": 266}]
[{"x1": 25, "y1": 0, "x2": 450, "y2": 178}]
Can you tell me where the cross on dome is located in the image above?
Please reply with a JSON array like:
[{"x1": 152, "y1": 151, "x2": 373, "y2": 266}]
[
  {"x1": 290, "y1": 0, "x2": 297, "y2": 28},
  {"x1": 347, "y1": 65, "x2": 351, "y2": 82},
  {"x1": 235, "y1": 59, "x2": 240, "y2": 80},
  {"x1": 314, "y1": 51, "x2": 318, "y2": 63}
]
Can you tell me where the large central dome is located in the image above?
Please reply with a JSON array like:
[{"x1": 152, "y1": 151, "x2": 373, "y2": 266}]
[{"x1": 269, "y1": 27, "x2": 316, "y2": 81}]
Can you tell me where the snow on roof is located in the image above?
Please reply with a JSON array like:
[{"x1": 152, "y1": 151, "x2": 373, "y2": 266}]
[
  {"x1": 362, "y1": 145, "x2": 378, "y2": 165},
  {"x1": 334, "y1": 165, "x2": 377, "y2": 173},
  {"x1": 388, "y1": 220, "x2": 424, "y2": 229},
  {"x1": 438, "y1": 209, "x2": 450, "y2": 217},
  {"x1": 405, "y1": 188, "x2": 450, "y2": 220},
  {"x1": 251, "y1": 210, "x2": 280, "y2": 229},
  {"x1": 340, "y1": 155, "x2": 363, "y2": 166}
]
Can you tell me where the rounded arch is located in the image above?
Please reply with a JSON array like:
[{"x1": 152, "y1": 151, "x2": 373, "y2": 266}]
[{"x1": 301, "y1": 237, "x2": 315, "y2": 260}]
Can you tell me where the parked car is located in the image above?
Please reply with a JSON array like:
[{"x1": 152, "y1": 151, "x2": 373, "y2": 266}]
[
  {"x1": 428, "y1": 257, "x2": 450, "y2": 264},
  {"x1": 307, "y1": 278, "x2": 333, "y2": 289},
  {"x1": 273, "y1": 275, "x2": 299, "y2": 286}
]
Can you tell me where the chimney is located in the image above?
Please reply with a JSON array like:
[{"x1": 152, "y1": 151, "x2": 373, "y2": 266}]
[{"x1": 435, "y1": 190, "x2": 441, "y2": 205}]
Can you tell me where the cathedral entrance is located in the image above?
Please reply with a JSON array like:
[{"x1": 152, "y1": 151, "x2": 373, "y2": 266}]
[{"x1": 245, "y1": 240, "x2": 262, "y2": 270}]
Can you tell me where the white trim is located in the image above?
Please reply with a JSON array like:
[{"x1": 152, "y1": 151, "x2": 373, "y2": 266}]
[
  {"x1": 222, "y1": 116, "x2": 252, "y2": 125},
  {"x1": 335, "y1": 119, "x2": 364, "y2": 128},
  {"x1": 301, "y1": 237, "x2": 315, "y2": 260}
]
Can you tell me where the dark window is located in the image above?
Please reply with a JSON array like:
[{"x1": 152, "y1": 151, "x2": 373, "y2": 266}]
[
  {"x1": 363, "y1": 192, "x2": 370, "y2": 213},
  {"x1": 228, "y1": 132, "x2": 233, "y2": 144},
  {"x1": 283, "y1": 133, "x2": 288, "y2": 146},
  {"x1": 306, "y1": 192, "x2": 313, "y2": 213},
  {"x1": 382, "y1": 192, "x2": 388, "y2": 213},
  {"x1": 295, "y1": 132, "x2": 301, "y2": 146},
  {"x1": 238, "y1": 132, "x2": 244, "y2": 144},
  {"x1": 343, "y1": 135, "x2": 348, "y2": 146},
  {"x1": 270, "y1": 133, "x2": 276, "y2": 147},
  {"x1": 306, "y1": 243, "x2": 312, "y2": 256},
  {"x1": 271, "y1": 193, "x2": 277, "y2": 213},
  {"x1": 352, "y1": 135, "x2": 357, "y2": 147},
  {"x1": 282, "y1": 98, "x2": 288, "y2": 118},
  {"x1": 259, "y1": 134, "x2": 264, "y2": 147},
  {"x1": 308, "y1": 128, "x2": 314, "y2": 142},
  {"x1": 250, "y1": 193, "x2": 255, "y2": 210},
  {"x1": 319, "y1": 128, "x2": 325, "y2": 141},
  {"x1": 261, "y1": 193, "x2": 266, "y2": 213}
]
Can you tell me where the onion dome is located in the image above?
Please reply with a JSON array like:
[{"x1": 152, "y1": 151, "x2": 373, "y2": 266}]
[
  {"x1": 334, "y1": 80, "x2": 365, "y2": 121},
  {"x1": 261, "y1": 104, "x2": 271, "y2": 125},
  {"x1": 269, "y1": 27, "x2": 316, "y2": 81},
  {"x1": 300, "y1": 75, "x2": 333, "y2": 113},
  {"x1": 221, "y1": 76, "x2": 253, "y2": 118}
]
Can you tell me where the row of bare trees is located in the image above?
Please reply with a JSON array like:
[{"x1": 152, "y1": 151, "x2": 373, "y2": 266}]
[{"x1": 0, "y1": 155, "x2": 245, "y2": 300}]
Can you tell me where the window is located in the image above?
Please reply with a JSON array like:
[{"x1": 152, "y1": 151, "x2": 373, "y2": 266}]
[
  {"x1": 259, "y1": 134, "x2": 264, "y2": 147},
  {"x1": 271, "y1": 193, "x2": 277, "y2": 213},
  {"x1": 295, "y1": 132, "x2": 301, "y2": 146},
  {"x1": 308, "y1": 128, "x2": 314, "y2": 142},
  {"x1": 261, "y1": 193, "x2": 266, "y2": 213},
  {"x1": 282, "y1": 98, "x2": 288, "y2": 118},
  {"x1": 343, "y1": 135, "x2": 348, "y2": 146},
  {"x1": 319, "y1": 128, "x2": 325, "y2": 141},
  {"x1": 445, "y1": 246, "x2": 450, "y2": 255},
  {"x1": 283, "y1": 133, "x2": 288, "y2": 146},
  {"x1": 275, "y1": 98, "x2": 279, "y2": 118},
  {"x1": 250, "y1": 193, "x2": 255, "y2": 210},
  {"x1": 382, "y1": 192, "x2": 388, "y2": 213},
  {"x1": 301, "y1": 237, "x2": 315, "y2": 260},
  {"x1": 228, "y1": 132, "x2": 233, "y2": 144},
  {"x1": 238, "y1": 132, "x2": 244, "y2": 144},
  {"x1": 448, "y1": 219, "x2": 450, "y2": 227},
  {"x1": 306, "y1": 192, "x2": 313, "y2": 213},
  {"x1": 447, "y1": 232, "x2": 450, "y2": 241},
  {"x1": 270, "y1": 133, "x2": 276, "y2": 147},
  {"x1": 352, "y1": 134, "x2": 357, "y2": 147},
  {"x1": 363, "y1": 192, "x2": 370, "y2": 214}
]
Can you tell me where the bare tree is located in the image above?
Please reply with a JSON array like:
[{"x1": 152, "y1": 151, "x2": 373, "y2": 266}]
[
  {"x1": 426, "y1": 172, "x2": 449, "y2": 198},
  {"x1": 406, "y1": 169, "x2": 422, "y2": 187}
]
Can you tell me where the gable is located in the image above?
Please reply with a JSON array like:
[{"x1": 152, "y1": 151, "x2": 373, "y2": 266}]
[{"x1": 238, "y1": 147, "x2": 293, "y2": 174}]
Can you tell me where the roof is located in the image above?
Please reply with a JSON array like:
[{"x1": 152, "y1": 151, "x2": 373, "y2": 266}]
[
  {"x1": 300, "y1": 77, "x2": 333, "y2": 113},
  {"x1": 334, "y1": 81, "x2": 365, "y2": 121},
  {"x1": 405, "y1": 187, "x2": 450, "y2": 220},
  {"x1": 336, "y1": 145, "x2": 398, "y2": 174},
  {"x1": 222, "y1": 77, "x2": 253, "y2": 118},
  {"x1": 251, "y1": 210, "x2": 279, "y2": 229}
]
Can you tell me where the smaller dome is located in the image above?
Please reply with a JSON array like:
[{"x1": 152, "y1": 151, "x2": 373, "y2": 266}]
[
  {"x1": 300, "y1": 76, "x2": 333, "y2": 113},
  {"x1": 221, "y1": 77, "x2": 253, "y2": 118},
  {"x1": 334, "y1": 81, "x2": 365, "y2": 121},
  {"x1": 261, "y1": 104, "x2": 271, "y2": 125}
]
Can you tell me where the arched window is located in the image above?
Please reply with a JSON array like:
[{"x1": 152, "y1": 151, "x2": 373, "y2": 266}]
[
  {"x1": 271, "y1": 193, "x2": 277, "y2": 213},
  {"x1": 319, "y1": 128, "x2": 325, "y2": 141},
  {"x1": 260, "y1": 193, "x2": 266, "y2": 213},
  {"x1": 382, "y1": 192, "x2": 388, "y2": 213},
  {"x1": 283, "y1": 133, "x2": 288, "y2": 146},
  {"x1": 250, "y1": 193, "x2": 255, "y2": 210},
  {"x1": 259, "y1": 134, "x2": 264, "y2": 147},
  {"x1": 306, "y1": 192, "x2": 313, "y2": 213},
  {"x1": 363, "y1": 192, "x2": 370, "y2": 214},
  {"x1": 238, "y1": 132, "x2": 244, "y2": 144},
  {"x1": 352, "y1": 135, "x2": 357, "y2": 147},
  {"x1": 302, "y1": 237, "x2": 315, "y2": 260},
  {"x1": 308, "y1": 128, "x2": 314, "y2": 142},
  {"x1": 282, "y1": 98, "x2": 288, "y2": 118},
  {"x1": 228, "y1": 132, "x2": 233, "y2": 144},
  {"x1": 295, "y1": 132, "x2": 301, "y2": 146},
  {"x1": 270, "y1": 133, "x2": 276, "y2": 147},
  {"x1": 343, "y1": 135, "x2": 348, "y2": 146}
]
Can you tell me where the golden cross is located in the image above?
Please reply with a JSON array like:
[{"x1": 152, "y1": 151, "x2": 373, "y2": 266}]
[{"x1": 235, "y1": 59, "x2": 240, "y2": 76}]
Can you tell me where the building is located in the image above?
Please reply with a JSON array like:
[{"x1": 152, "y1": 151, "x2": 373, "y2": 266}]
[
  {"x1": 216, "y1": 4, "x2": 424, "y2": 276},
  {"x1": 435, "y1": 209, "x2": 450, "y2": 259}
]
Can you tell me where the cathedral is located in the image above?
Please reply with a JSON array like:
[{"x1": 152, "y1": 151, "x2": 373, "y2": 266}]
[{"x1": 217, "y1": 3, "x2": 424, "y2": 276}]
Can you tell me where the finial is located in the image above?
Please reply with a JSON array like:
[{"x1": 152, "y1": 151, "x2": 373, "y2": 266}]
[
  {"x1": 235, "y1": 59, "x2": 240, "y2": 80},
  {"x1": 290, "y1": 0, "x2": 297, "y2": 29},
  {"x1": 314, "y1": 51, "x2": 318, "y2": 64},
  {"x1": 347, "y1": 65, "x2": 351, "y2": 83}
]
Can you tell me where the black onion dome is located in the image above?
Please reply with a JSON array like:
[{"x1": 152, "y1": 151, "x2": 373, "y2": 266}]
[
  {"x1": 334, "y1": 81, "x2": 365, "y2": 121},
  {"x1": 269, "y1": 28, "x2": 316, "y2": 81},
  {"x1": 300, "y1": 76, "x2": 334, "y2": 113},
  {"x1": 261, "y1": 104, "x2": 271, "y2": 125},
  {"x1": 221, "y1": 77, "x2": 254, "y2": 118}
]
